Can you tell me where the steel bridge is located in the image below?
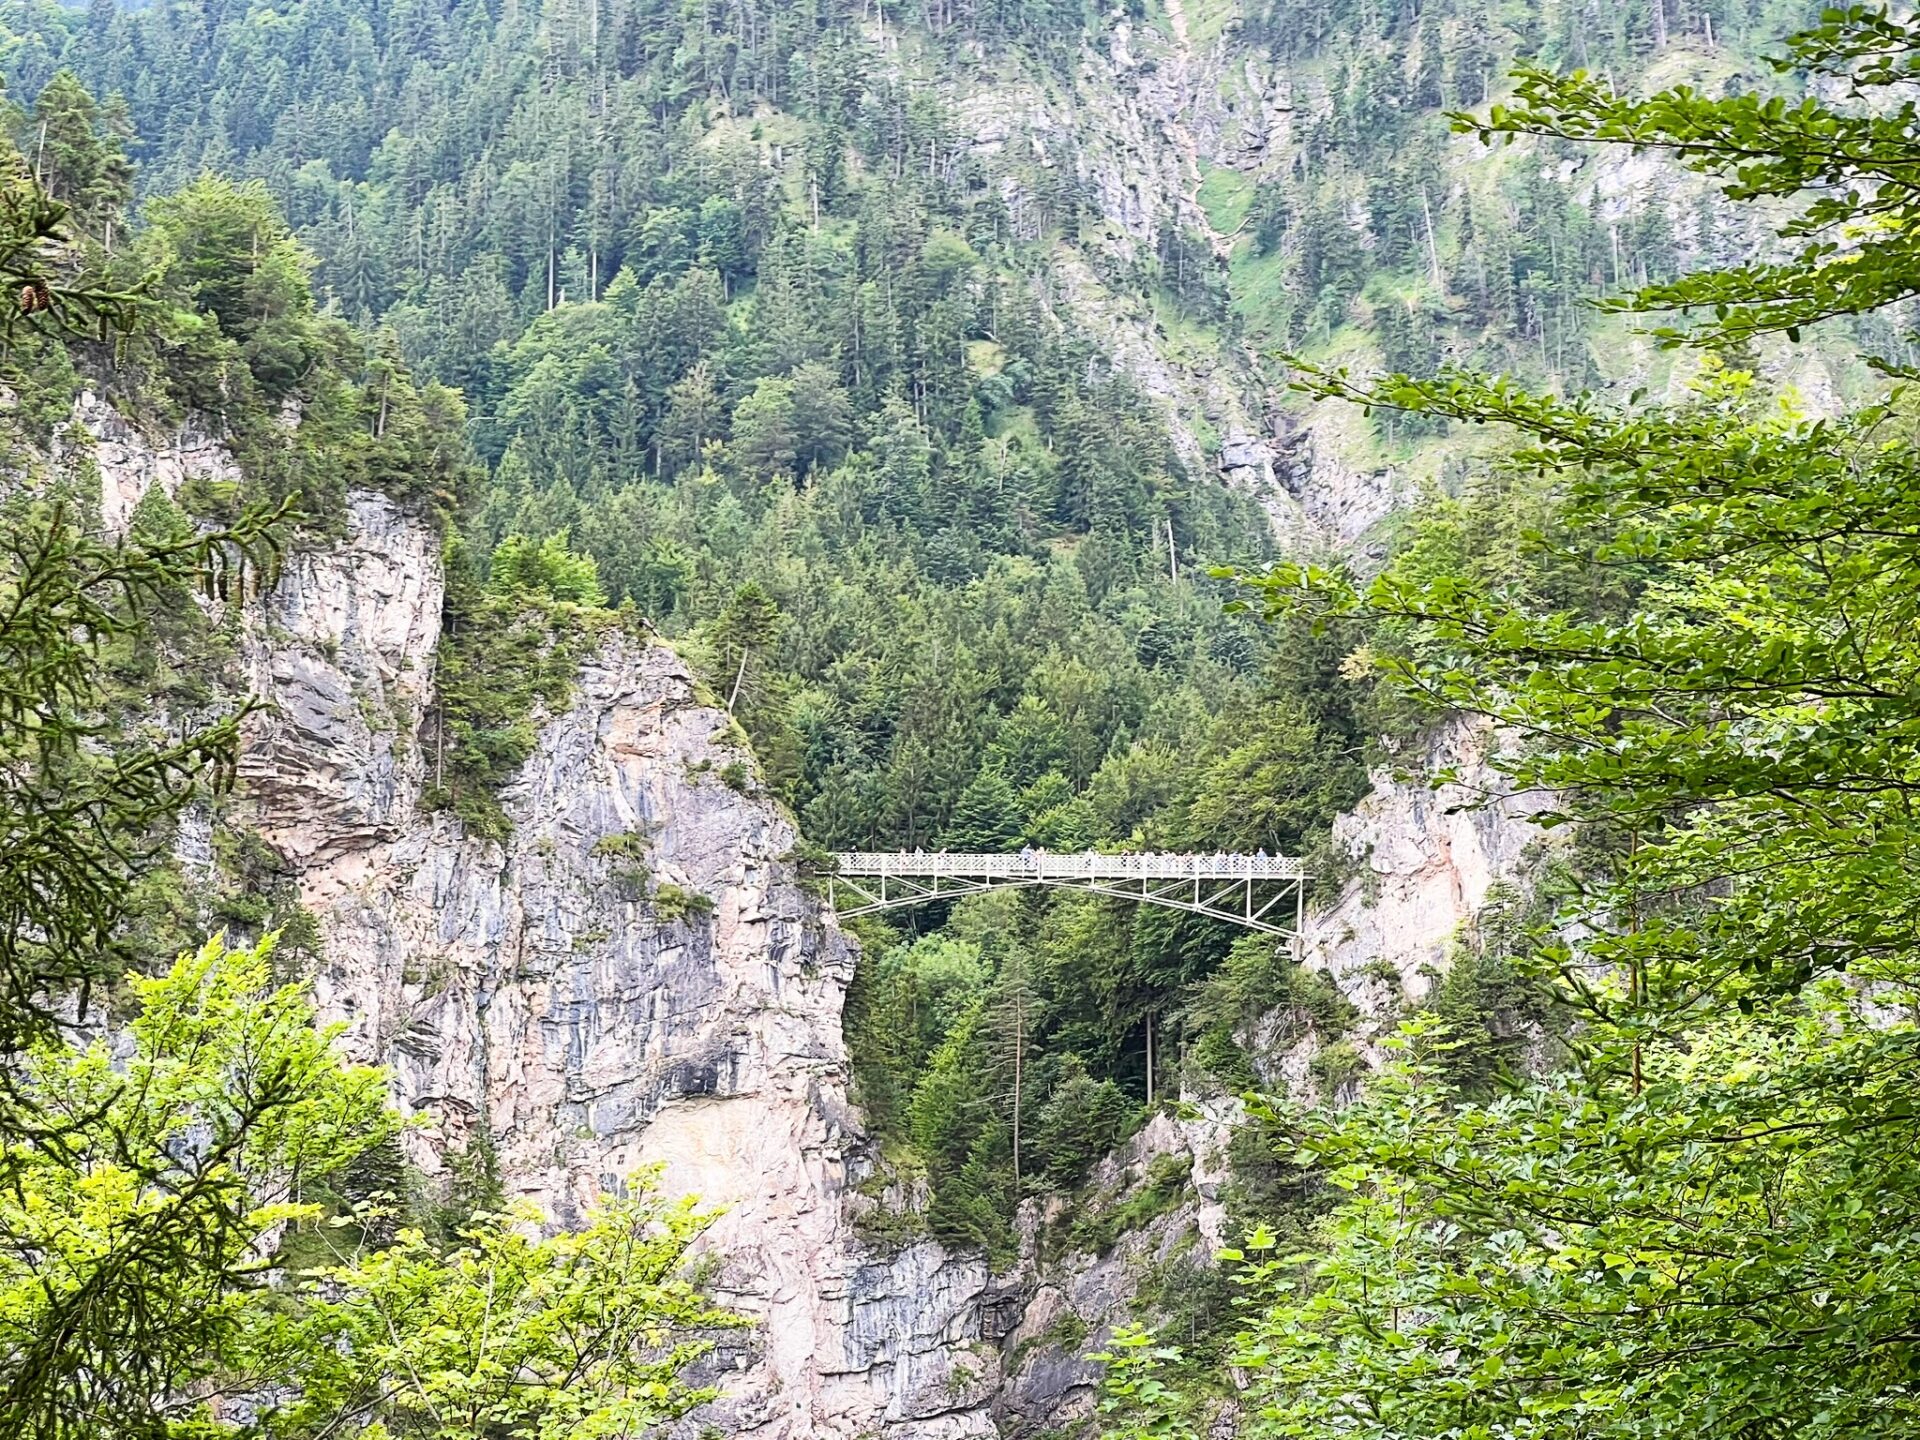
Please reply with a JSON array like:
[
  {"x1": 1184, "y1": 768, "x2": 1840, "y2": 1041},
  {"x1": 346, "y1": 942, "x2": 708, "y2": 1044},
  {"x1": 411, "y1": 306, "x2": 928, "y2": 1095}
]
[{"x1": 828, "y1": 851, "x2": 1308, "y2": 938}]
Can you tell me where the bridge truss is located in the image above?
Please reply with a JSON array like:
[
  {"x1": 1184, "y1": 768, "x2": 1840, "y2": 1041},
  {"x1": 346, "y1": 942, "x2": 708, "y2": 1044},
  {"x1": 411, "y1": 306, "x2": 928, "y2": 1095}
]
[{"x1": 828, "y1": 851, "x2": 1308, "y2": 940}]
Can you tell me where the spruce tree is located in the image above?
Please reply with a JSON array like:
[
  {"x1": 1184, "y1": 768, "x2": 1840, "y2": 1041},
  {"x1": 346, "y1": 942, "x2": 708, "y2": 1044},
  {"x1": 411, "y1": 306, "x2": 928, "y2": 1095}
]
[{"x1": 941, "y1": 766, "x2": 1024, "y2": 851}]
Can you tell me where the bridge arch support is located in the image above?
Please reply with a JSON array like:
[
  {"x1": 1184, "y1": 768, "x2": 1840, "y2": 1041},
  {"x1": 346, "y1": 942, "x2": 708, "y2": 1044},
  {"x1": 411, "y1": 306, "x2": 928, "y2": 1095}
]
[{"x1": 827, "y1": 851, "x2": 1307, "y2": 941}]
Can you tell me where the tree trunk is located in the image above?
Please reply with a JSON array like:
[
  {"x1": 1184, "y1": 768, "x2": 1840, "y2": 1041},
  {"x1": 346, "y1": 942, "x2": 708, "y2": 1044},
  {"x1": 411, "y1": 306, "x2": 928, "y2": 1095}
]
[
  {"x1": 727, "y1": 648, "x2": 750, "y2": 714},
  {"x1": 1011, "y1": 990, "x2": 1024, "y2": 1186},
  {"x1": 1146, "y1": 1011, "x2": 1155, "y2": 1106}
]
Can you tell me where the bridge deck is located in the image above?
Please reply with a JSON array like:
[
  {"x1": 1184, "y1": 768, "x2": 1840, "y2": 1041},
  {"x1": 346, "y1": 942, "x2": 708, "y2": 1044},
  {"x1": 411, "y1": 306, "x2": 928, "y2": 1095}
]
[{"x1": 834, "y1": 851, "x2": 1306, "y2": 881}]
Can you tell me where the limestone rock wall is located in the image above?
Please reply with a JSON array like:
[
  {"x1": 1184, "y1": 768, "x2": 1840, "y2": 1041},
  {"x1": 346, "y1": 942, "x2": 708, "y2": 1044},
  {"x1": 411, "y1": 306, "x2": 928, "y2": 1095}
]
[
  {"x1": 237, "y1": 491, "x2": 443, "y2": 863},
  {"x1": 64, "y1": 388, "x2": 242, "y2": 532},
  {"x1": 235, "y1": 503, "x2": 1001, "y2": 1438},
  {"x1": 68, "y1": 392, "x2": 1002, "y2": 1438},
  {"x1": 990, "y1": 1097, "x2": 1245, "y2": 1433},
  {"x1": 1305, "y1": 718, "x2": 1559, "y2": 1034}
]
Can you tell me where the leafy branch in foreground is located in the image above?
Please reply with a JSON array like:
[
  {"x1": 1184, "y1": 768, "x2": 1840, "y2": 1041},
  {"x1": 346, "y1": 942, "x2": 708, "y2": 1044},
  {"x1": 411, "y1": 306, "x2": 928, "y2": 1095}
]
[
  {"x1": 1116, "y1": 8, "x2": 1920, "y2": 1435},
  {"x1": 1089, "y1": 1325, "x2": 1201, "y2": 1440},
  {"x1": 281, "y1": 1187, "x2": 739, "y2": 1440},
  {"x1": 0, "y1": 932, "x2": 393, "y2": 1438},
  {"x1": 0, "y1": 497, "x2": 282, "y2": 1059},
  {"x1": 1457, "y1": 7, "x2": 1920, "y2": 351},
  {"x1": 0, "y1": 132, "x2": 151, "y2": 343},
  {"x1": 1216, "y1": 996, "x2": 1920, "y2": 1439},
  {"x1": 0, "y1": 932, "x2": 738, "y2": 1440}
]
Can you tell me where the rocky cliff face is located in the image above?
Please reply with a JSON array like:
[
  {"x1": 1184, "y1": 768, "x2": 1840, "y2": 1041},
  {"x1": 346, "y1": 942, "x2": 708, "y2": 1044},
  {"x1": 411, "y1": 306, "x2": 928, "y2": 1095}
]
[
  {"x1": 1306, "y1": 718, "x2": 1560, "y2": 1037},
  {"x1": 242, "y1": 506, "x2": 1007, "y2": 1439},
  {"x1": 67, "y1": 398, "x2": 1002, "y2": 1438},
  {"x1": 64, "y1": 388, "x2": 244, "y2": 533},
  {"x1": 942, "y1": 15, "x2": 1306, "y2": 534},
  {"x1": 937, "y1": 7, "x2": 1387, "y2": 545},
  {"x1": 945, "y1": 17, "x2": 1803, "y2": 559}
]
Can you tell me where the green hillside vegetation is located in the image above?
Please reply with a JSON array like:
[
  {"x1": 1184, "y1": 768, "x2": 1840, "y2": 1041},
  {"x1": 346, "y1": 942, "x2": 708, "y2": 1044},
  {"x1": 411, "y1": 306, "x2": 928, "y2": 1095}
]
[{"x1": 1099, "y1": 6, "x2": 1920, "y2": 1434}]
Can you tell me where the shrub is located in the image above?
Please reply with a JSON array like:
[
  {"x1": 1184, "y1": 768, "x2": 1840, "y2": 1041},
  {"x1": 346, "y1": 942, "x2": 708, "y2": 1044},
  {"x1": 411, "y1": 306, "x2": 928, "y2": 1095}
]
[{"x1": 653, "y1": 883, "x2": 715, "y2": 925}]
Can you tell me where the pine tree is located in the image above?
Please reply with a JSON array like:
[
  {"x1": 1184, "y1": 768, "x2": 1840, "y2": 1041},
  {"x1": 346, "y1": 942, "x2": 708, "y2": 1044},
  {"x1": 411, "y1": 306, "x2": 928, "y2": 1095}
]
[
  {"x1": 23, "y1": 70, "x2": 133, "y2": 235},
  {"x1": 983, "y1": 943, "x2": 1042, "y2": 1188},
  {"x1": 787, "y1": 359, "x2": 853, "y2": 472},
  {"x1": 710, "y1": 581, "x2": 782, "y2": 714},
  {"x1": 731, "y1": 375, "x2": 800, "y2": 478},
  {"x1": 660, "y1": 359, "x2": 724, "y2": 475},
  {"x1": 941, "y1": 766, "x2": 1024, "y2": 851}
]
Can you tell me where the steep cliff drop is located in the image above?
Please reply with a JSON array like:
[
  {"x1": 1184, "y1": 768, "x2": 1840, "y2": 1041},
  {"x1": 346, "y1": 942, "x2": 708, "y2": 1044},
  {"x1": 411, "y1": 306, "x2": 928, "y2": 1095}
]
[{"x1": 225, "y1": 489, "x2": 1000, "y2": 1438}]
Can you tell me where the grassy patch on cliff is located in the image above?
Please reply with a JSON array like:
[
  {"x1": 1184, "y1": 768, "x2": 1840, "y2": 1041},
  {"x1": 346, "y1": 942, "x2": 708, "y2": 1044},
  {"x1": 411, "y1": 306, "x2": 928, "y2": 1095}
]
[{"x1": 1196, "y1": 163, "x2": 1255, "y2": 238}]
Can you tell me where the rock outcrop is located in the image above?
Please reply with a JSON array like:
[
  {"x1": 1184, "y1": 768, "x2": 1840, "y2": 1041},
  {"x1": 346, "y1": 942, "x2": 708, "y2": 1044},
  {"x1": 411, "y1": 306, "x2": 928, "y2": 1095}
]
[
  {"x1": 235, "y1": 499, "x2": 1003, "y2": 1438},
  {"x1": 990, "y1": 1097, "x2": 1244, "y2": 1433},
  {"x1": 1306, "y1": 717, "x2": 1559, "y2": 1028},
  {"x1": 942, "y1": 22, "x2": 1304, "y2": 531},
  {"x1": 237, "y1": 490, "x2": 443, "y2": 862},
  {"x1": 64, "y1": 388, "x2": 243, "y2": 532}
]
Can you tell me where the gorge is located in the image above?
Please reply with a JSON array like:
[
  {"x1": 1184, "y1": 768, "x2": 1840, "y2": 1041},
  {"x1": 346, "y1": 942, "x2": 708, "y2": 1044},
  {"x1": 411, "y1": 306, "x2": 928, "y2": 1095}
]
[{"x1": 78, "y1": 394, "x2": 1539, "y2": 1433}]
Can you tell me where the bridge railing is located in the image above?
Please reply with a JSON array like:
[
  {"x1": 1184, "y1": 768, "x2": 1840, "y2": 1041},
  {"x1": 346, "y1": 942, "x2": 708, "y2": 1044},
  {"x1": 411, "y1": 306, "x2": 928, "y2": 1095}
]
[{"x1": 833, "y1": 850, "x2": 1307, "y2": 882}]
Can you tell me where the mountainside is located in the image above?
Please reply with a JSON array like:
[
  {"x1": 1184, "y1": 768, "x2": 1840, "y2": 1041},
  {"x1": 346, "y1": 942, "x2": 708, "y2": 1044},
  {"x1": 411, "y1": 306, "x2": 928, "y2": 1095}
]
[
  {"x1": 13, "y1": 0, "x2": 1920, "y2": 1432},
  {"x1": 0, "y1": 0, "x2": 1856, "y2": 1432}
]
